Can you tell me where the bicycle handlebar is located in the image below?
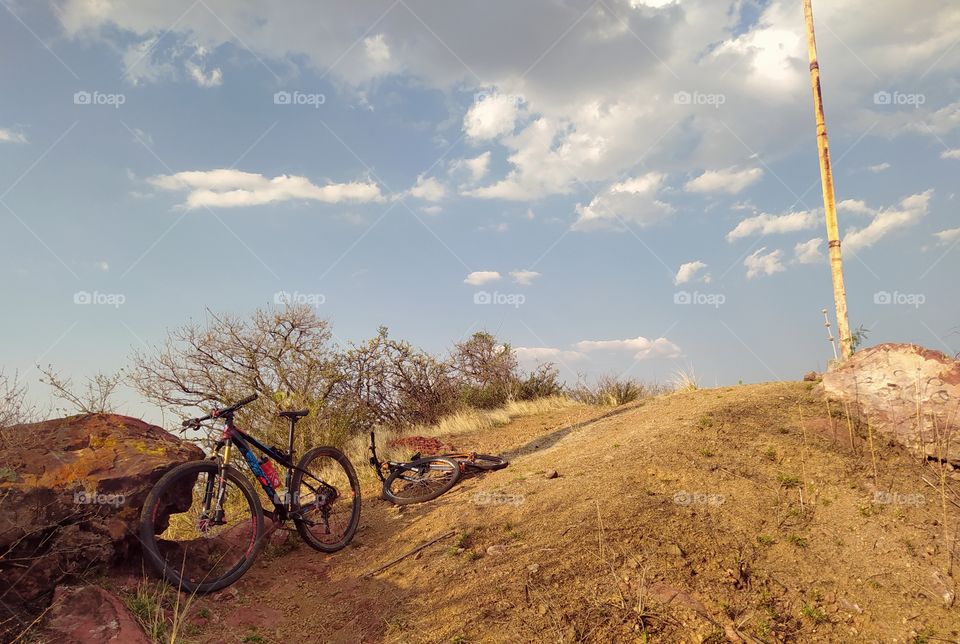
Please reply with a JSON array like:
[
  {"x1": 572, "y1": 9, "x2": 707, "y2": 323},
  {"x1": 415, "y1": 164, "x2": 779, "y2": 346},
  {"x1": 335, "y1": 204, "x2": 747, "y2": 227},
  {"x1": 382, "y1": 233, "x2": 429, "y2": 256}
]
[{"x1": 181, "y1": 393, "x2": 258, "y2": 428}]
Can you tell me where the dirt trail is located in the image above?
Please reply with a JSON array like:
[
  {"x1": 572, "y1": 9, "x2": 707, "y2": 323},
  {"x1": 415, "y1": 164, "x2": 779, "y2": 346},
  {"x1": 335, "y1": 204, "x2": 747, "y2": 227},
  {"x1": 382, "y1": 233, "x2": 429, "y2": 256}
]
[{"x1": 186, "y1": 383, "x2": 960, "y2": 643}]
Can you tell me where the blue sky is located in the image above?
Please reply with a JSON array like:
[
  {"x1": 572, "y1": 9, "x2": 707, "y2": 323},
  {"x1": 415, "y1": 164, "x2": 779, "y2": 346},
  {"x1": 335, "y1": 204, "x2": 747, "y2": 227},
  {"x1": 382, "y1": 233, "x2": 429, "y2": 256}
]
[{"x1": 1, "y1": 0, "x2": 958, "y2": 421}]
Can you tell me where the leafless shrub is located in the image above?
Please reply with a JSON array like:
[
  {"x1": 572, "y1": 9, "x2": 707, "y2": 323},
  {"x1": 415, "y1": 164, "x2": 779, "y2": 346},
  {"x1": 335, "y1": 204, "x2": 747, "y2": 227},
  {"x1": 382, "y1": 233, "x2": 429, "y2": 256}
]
[
  {"x1": 0, "y1": 370, "x2": 35, "y2": 428},
  {"x1": 571, "y1": 374, "x2": 666, "y2": 406},
  {"x1": 38, "y1": 365, "x2": 122, "y2": 415}
]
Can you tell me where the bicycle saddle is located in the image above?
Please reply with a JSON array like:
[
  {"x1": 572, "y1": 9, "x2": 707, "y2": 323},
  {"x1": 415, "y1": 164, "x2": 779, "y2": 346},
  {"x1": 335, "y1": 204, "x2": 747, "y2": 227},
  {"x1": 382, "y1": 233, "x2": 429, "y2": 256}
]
[{"x1": 278, "y1": 409, "x2": 309, "y2": 419}]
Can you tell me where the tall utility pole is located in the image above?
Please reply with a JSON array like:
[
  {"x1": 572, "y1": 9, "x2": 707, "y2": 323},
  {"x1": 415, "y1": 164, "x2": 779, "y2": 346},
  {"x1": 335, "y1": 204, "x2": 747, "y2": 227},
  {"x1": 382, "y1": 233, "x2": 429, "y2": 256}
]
[{"x1": 803, "y1": 0, "x2": 852, "y2": 359}]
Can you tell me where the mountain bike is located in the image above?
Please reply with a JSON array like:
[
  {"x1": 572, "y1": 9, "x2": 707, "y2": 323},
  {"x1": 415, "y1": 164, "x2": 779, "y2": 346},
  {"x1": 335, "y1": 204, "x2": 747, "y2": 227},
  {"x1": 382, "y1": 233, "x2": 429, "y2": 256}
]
[
  {"x1": 368, "y1": 432, "x2": 462, "y2": 505},
  {"x1": 139, "y1": 394, "x2": 361, "y2": 593}
]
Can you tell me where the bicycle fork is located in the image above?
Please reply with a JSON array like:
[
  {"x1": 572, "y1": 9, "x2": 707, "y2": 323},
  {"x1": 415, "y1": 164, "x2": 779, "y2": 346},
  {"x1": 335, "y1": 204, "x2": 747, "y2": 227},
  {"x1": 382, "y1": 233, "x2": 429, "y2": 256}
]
[{"x1": 200, "y1": 442, "x2": 232, "y2": 532}]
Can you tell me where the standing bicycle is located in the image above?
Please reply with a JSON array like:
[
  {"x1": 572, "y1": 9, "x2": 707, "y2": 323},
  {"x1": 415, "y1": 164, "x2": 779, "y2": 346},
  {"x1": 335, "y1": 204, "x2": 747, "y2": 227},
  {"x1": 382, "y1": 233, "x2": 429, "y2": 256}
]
[{"x1": 139, "y1": 394, "x2": 361, "y2": 593}]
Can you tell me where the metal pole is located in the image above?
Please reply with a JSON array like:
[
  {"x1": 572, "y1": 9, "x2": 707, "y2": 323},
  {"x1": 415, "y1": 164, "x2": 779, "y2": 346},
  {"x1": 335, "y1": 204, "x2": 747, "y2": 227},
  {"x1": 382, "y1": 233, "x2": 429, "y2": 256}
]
[{"x1": 804, "y1": 0, "x2": 852, "y2": 359}]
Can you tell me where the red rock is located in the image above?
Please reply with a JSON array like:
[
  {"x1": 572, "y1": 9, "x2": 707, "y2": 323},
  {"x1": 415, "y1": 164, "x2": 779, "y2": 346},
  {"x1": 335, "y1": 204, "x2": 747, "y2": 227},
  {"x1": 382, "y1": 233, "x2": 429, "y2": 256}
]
[
  {"x1": 43, "y1": 585, "x2": 151, "y2": 643},
  {"x1": 821, "y1": 344, "x2": 960, "y2": 461},
  {"x1": 0, "y1": 413, "x2": 203, "y2": 626}
]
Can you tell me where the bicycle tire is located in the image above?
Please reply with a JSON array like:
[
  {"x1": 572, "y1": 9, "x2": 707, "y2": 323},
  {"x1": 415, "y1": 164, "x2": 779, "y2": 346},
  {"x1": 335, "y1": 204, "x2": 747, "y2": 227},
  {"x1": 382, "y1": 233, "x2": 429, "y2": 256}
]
[
  {"x1": 139, "y1": 460, "x2": 264, "y2": 593},
  {"x1": 291, "y1": 446, "x2": 362, "y2": 553},
  {"x1": 383, "y1": 456, "x2": 462, "y2": 505},
  {"x1": 453, "y1": 453, "x2": 509, "y2": 472}
]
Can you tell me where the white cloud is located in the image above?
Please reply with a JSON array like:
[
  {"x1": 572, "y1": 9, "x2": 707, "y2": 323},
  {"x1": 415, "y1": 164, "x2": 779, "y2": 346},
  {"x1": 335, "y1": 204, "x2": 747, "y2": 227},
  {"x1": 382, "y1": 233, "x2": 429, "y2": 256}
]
[
  {"x1": 837, "y1": 199, "x2": 875, "y2": 216},
  {"x1": 0, "y1": 128, "x2": 28, "y2": 144},
  {"x1": 844, "y1": 190, "x2": 933, "y2": 252},
  {"x1": 867, "y1": 162, "x2": 891, "y2": 173},
  {"x1": 464, "y1": 93, "x2": 522, "y2": 141},
  {"x1": 684, "y1": 167, "x2": 763, "y2": 194},
  {"x1": 509, "y1": 269, "x2": 541, "y2": 285},
  {"x1": 934, "y1": 227, "x2": 960, "y2": 245},
  {"x1": 942, "y1": 149, "x2": 960, "y2": 160},
  {"x1": 574, "y1": 335, "x2": 682, "y2": 360},
  {"x1": 744, "y1": 247, "x2": 785, "y2": 279},
  {"x1": 463, "y1": 271, "x2": 501, "y2": 286},
  {"x1": 452, "y1": 152, "x2": 491, "y2": 183},
  {"x1": 793, "y1": 238, "x2": 824, "y2": 264},
  {"x1": 407, "y1": 175, "x2": 446, "y2": 202},
  {"x1": 148, "y1": 169, "x2": 384, "y2": 209},
  {"x1": 674, "y1": 260, "x2": 711, "y2": 284},
  {"x1": 727, "y1": 210, "x2": 818, "y2": 241},
  {"x1": 573, "y1": 172, "x2": 673, "y2": 231},
  {"x1": 421, "y1": 205, "x2": 443, "y2": 215},
  {"x1": 185, "y1": 60, "x2": 223, "y2": 87},
  {"x1": 514, "y1": 347, "x2": 585, "y2": 362}
]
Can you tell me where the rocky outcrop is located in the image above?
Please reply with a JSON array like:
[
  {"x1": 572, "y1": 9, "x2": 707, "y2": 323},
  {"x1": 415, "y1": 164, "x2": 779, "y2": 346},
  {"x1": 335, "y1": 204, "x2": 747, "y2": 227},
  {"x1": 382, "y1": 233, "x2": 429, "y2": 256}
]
[
  {"x1": 821, "y1": 343, "x2": 960, "y2": 462},
  {"x1": 0, "y1": 413, "x2": 203, "y2": 626},
  {"x1": 43, "y1": 585, "x2": 151, "y2": 643}
]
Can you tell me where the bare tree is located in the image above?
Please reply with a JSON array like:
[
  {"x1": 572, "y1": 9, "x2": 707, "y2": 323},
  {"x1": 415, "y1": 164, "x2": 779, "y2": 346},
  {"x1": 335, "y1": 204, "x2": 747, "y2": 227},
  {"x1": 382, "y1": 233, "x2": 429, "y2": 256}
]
[
  {"x1": 450, "y1": 331, "x2": 519, "y2": 408},
  {"x1": 38, "y1": 365, "x2": 122, "y2": 415},
  {"x1": 0, "y1": 370, "x2": 36, "y2": 428}
]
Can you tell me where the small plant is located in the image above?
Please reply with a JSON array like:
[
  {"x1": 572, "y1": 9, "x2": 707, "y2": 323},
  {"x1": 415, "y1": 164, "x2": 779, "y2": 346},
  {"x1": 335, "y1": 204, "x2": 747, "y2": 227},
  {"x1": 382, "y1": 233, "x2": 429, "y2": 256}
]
[
  {"x1": 696, "y1": 415, "x2": 713, "y2": 429},
  {"x1": 801, "y1": 604, "x2": 828, "y2": 624},
  {"x1": 466, "y1": 550, "x2": 482, "y2": 561},
  {"x1": 699, "y1": 448, "x2": 714, "y2": 457},
  {"x1": 756, "y1": 535, "x2": 776, "y2": 546},
  {"x1": 197, "y1": 607, "x2": 211, "y2": 619},
  {"x1": 777, "y1": 473, "x2": 801, "y2": 488},
  {"x1": 243, "y1": 632, "x2": 268, "y2": 644},
  {"x1": 847, "y1": 324, "x2": 870, "y2": 353},
  {"x1": 787, "y1": 534, "x2": 808, "y2": 548},
  {"x1": 671, "y1": 366, "x2": 699, "y2": 392},
  {"x1": 763, "y1": 448, "x2": 777, "y2": 462}
]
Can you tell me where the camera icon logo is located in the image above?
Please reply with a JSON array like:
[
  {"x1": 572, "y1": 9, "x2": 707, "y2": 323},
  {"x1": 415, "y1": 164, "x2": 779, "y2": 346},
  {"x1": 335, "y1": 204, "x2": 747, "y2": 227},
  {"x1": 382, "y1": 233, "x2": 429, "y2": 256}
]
[
  {"x1": 673, "y1": 91, "x2": 691, "y2": 105},
  {"x1": 473, "y1": 291, "x2": 492, "y2": 305},
  {"x1": 73, "y1": 291, "x2": 92, "y2": 305},
  {"x1": 274, "y1": 91, "x2": 292, "y2": 105},
  {"x1": 673, "y1": 290, "x2": 691, "y2": 305},
  {"x1": 873, "y1": 91, "x2": 892, "y2": 105},
  {"x1": 73, "y1": 91, "x2": 91, "y2": 105},
  {"x1": 873, "y1": 290, "x2": 892, "y2": 305}
]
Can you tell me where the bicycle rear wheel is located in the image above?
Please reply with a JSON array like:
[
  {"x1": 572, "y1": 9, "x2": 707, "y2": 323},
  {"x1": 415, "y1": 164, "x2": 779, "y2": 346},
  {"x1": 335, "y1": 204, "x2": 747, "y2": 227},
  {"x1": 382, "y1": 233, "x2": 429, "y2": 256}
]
[
  {"x1": 452, "y1": 453, "x2": 509, "y2": 472},
  {"x1": 383, "y1": 457, "x2": 462, "y2": 505},
  {"x1": 139, "y1": 460, "x2": 264, "y2": 593},
  {"x1": 291, "y1": 446, "x2": 361, "y2": 553}
]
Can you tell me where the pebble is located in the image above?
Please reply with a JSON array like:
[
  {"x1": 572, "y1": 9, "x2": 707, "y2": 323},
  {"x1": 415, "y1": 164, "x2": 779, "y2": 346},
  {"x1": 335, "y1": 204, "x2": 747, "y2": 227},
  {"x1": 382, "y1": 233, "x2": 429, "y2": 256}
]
[
  {"x1": 545, "y1": 470, "x2": 559, "y2": 479},
  {"x1": 487, "y1": 544, "x2": 508, "y2": 555},
  {"x1": 527, "y1": 563, "x2": 540, "y2": 574}
]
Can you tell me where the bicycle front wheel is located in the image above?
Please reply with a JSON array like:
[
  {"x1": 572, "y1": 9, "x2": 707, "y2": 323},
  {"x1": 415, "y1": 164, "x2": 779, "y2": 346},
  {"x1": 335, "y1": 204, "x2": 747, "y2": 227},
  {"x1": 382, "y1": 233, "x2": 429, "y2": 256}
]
[
  {"x1": 383, "y1": 457, "x2": 462, "y2": 505},
  {"x1": 139, "y1": 460, "x2": 264, "y2": 593}
]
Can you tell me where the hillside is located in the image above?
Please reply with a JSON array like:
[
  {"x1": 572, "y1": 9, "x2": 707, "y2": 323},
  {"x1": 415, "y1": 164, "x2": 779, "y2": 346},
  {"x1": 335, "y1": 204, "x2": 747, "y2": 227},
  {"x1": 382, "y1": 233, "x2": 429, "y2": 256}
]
[{"x1": 170, "y1": 382, "x2": 958, "y2": 643}]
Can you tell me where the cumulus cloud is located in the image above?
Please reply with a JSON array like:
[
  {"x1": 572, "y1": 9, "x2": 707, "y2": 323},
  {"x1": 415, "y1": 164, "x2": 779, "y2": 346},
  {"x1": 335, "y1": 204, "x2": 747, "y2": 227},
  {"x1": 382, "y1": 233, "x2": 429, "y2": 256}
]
[
  {"x1": 573, "y1": 172, "x2": 673, "y2": 231},
  {"x1": 933, "y1": 227, "x2": 960, "y2": 245},
  {"x1": 452, "y1": 152, "x2": 491, "y2": 183},
  {"x1": 727, "y1": 210, "x2": 818, "y2": 241},
  {"x1": 744, "y1": 247, "x2": 785, "y2": 279},
  {"x1": 464, "y1": 92, "x2": 522, "y2": 141},
  {"x1": 574, "y1": 335, "x2": 682, "y2": 360},
  {"x1": 463, "y1": 271, "x2": 501, "y2": 286},
  {"x1": 793, "y1": 238, "x2": 824, "y2": 264},
  {"x1": 684, "y1": 167, "x2": 763, "y2": 194},
  {"x1": 0, "y1": 128, "x2": 28, "y2": 144},
  {"x1": 509, "y1": 269, "x2": 541, "y2": 285},
  {"x1": 942, "y1": 149, "x2": 960, "y2": 160},
  {"x1": 674, "y1": 260, "x2": 711, "y2": 284},
  {"x1": 844, "y1": 190, "x2": 933, "y2": 252},
  {"x1": 406, "y1": 175, "x2": 446, "y2": 202},
  {"x1": 148, "y1": 169, "x2": 384, "y2": 209},
  {"x1": 867, "y1": 162, "x2": 891, "y2": 173}
]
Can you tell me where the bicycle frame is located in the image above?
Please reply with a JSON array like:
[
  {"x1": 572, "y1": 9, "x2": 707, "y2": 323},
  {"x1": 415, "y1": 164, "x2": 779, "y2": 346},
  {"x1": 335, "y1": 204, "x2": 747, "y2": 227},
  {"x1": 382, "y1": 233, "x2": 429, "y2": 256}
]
[{"x1": 213, "y1": 412, "x2": 334, "y2": 524}]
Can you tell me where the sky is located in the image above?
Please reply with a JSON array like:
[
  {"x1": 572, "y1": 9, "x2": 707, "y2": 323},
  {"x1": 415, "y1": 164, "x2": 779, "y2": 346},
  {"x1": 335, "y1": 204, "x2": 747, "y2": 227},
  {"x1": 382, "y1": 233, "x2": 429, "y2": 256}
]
[{"x1": 1, "y1": 0, "x2": 958, "y2": 422}]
